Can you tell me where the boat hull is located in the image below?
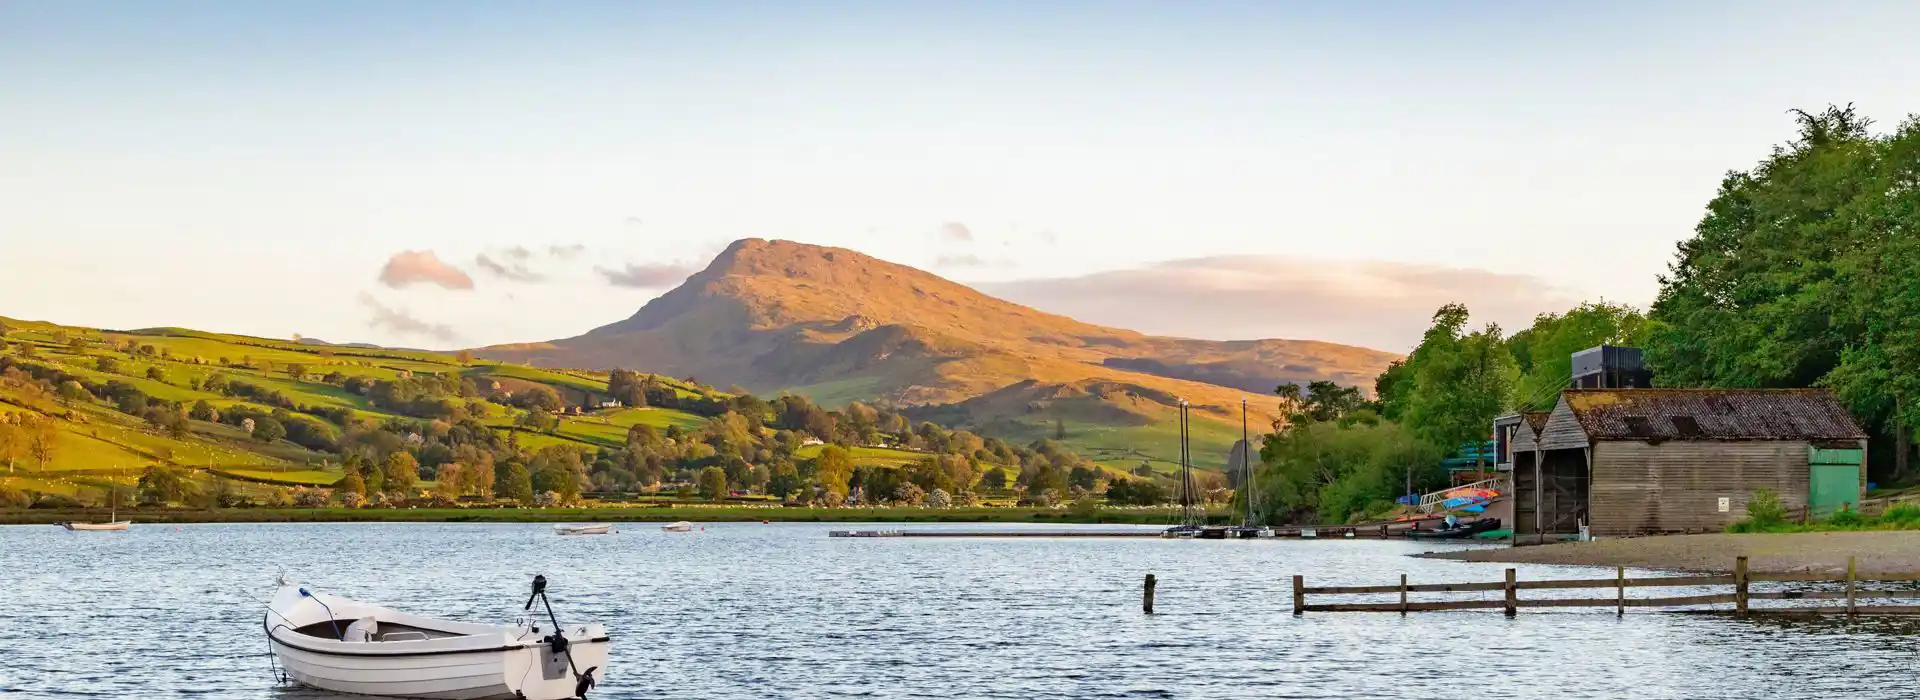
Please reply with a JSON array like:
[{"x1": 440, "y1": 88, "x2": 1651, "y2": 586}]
[
  {"x1": 660, "y1": 521, "x2": 693, "y2": 532},
  {"x1": 555, "y1": 523, "x2": 613, "y2": 536},
  {"x1": 60, "y1": 521, "x2": 131, "y2": 531},
  {"x1": 270, "y1": 635, "x2": 610, "y2": 700}
]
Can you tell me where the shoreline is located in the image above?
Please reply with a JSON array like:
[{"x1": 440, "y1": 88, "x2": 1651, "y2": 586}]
[
  {"x1": 0, "y1": 506, "x2": 1199, "y2": 526},
  {"x1": 1418, "y1": 531, "x2": 1920, "y2": 574}
]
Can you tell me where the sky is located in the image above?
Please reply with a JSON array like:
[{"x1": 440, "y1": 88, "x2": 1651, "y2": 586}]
[{"x1": 4, "y1": 0, "x2": 1918, "y2": 353}]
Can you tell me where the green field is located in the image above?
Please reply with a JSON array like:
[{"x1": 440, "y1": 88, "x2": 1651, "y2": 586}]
[{"x1": 794, "y1": 444, "x2": 928, "y2": 468}]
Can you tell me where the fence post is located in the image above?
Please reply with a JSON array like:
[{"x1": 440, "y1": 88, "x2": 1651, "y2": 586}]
[
  {"x1": 1800, "y1": 504, "x2": 1811, "y2": 525},
  {"x1": 1504, "y1": 568, "x2": 1517, "y2": 617},
  {"x1": 1734, "y1": 556, "x2": 1749, "y2": 616},
  {"x1": 1399, "y1": 574, "x2": 1408, "y2": 616},
  {"x1": 1143, "y1": 574, "x2": 1156, "y2": 615},
  {"x1": 1616, "y1": 566, "x2": 1625, "y2": 617},
  {"x1": 1292, "y1": 575, "x2": 1305, "y2": 615},
  {"x1": 1380, "y1": 524, "x2": 1389, "y2": 539},
  {"x1": 1846, "y1": 556, "x2": 1857, "y2": 617}
]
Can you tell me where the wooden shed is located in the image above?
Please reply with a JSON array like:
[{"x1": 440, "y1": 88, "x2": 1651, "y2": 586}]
[{"x1": 1512, "y1": 389, "x2": 1867, "y2": 541}]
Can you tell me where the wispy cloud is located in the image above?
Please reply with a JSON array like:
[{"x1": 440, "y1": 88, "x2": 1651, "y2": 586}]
[
  {"x1": 935, "y1": 254, "x2": 1009, "y2": 269},
  {"x1": 597, "y1": 262, "x2": 695, "y2": 288},
  {"x1": 358, "y1": 293, "x2": 459, "y2": 343},
  {"x1": 474, "y1": 253, "x2": 544, "y2": 282},
  {"x1": 938, "y1": 222, "x2": 973, "y2": 242},
  {"x1": 548, "y1": 243, "x2": 586, "y2": 259},
  {"x1": 504, "y1": 246, "x2": 534, "y2": 261},
  {"x1": 377, "y1": 251, "x2": 474, "y2": 290},
  {"x1": 981, "y1": 255, "x2": 1592, "y2": 352}
]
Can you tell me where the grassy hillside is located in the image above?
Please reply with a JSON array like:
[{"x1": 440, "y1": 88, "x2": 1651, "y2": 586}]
[{"x1": 0, "y1": 317, "x2": 717, "y2": 503}]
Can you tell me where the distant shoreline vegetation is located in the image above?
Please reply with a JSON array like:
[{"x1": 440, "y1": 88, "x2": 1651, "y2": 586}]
[{"x1": 0, "y1": 504, "x2": 1230, "y2": 526}]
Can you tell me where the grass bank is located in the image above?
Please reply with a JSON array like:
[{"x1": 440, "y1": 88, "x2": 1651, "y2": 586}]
[{"x1": 0, "y1": 505, "x2": 1210, "y2": 526}]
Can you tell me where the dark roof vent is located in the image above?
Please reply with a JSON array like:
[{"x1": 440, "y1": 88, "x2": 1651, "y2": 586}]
[
  {"x1": 1622, "y1": 415, "x2": 1655, "y2": 437},
  {"x1": 1671, "y1": 415, "x2": 1703, "y2": 438}
]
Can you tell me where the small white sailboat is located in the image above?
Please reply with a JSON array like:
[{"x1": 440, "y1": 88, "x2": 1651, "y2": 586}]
[
  {"x1": 660, "y1": 521, "x2": 694, "y2": 532},
  {"x1": 58, "y1": 520, "x2": 131, "y2": 531},
  {"x1": 58, "y1": 496, "x2": 131, "y2": 531},
  {"x1": 554, "y1": 523, "x2": 613, "y2": 536},
  {"x1": 265, "y1": 576, "x2": 609, "y2": 700}
]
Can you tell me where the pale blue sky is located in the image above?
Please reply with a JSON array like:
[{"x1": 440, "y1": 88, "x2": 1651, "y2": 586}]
[{"x1": 3, "y1": 1, "x2": 1916, "y2": 351}]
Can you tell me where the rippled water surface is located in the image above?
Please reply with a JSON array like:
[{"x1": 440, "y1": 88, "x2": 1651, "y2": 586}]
[{"x1": 3, "y1": 522, "x2": 1917, "y2": 699}]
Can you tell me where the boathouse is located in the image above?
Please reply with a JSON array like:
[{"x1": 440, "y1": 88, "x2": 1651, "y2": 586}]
[{"x1": 1511, "y1": 388, "x2": 1867, "y2": 542}]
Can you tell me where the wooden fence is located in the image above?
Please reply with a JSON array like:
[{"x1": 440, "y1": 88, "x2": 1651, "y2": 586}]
[{"x1": 1292, "y1": 556, "x2": 1920, "y2": 616}]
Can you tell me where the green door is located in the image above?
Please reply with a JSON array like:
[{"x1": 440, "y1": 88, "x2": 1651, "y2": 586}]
[{"x1": 1808, "y1": 446, "x2": 1863, "y2": 513}]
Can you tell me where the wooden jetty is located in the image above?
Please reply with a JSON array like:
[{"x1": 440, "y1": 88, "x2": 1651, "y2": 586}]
[
  {"x1": 1292, "y1": 555, "x2": 1920, "y2": 616},
  {"x1": 828, "y1": 517, "x2": 1453, "y2": 540}
]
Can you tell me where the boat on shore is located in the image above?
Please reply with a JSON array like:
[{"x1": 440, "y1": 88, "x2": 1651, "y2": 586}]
[
  {"x1": 555, "y1": 523, "x2": 613, "y2": 536},
  {"x1": 265, "y1": 576, "x2": 608, "y2": 700},
  {"x1": 1404, "y1": 517, "x2": 1502, "y2": 540},
  {"x1": 660, "y1": 521, "x2": 694, "y2": 533}
]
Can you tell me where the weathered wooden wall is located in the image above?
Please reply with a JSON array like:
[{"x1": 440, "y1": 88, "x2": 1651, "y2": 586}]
[{"x1": 1591, "y1": 440, "x2": 1809, "y2": 537}]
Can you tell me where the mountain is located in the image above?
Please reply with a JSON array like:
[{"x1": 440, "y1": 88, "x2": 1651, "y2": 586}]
[{"x1": 479, "y1": 239, "x2": 1400, "y2": 469}]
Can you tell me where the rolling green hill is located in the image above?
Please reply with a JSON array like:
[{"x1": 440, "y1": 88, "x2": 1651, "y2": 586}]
[{"x1": 0, "y1": 317, "x2": 716, "y2": 503}]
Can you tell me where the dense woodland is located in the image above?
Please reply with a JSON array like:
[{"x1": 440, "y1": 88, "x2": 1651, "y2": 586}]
[{"x1": 1253, "y1": 105, "x2": 1920, "y2": 525}]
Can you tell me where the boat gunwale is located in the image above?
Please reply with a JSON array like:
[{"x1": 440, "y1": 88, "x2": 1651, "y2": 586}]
[{"x1": 268, "y1": 626, "x2": 611, "y2": 659}]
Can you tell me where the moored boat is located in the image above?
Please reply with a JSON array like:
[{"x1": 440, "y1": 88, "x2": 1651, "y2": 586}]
[
  {"x1": 555, "y1": 523, "x2": 613, "y2": 536},
  {"x1": 660, "y1": 521, "x2": 694, "y2": 533},
  {"x1": 58, "y1": 520, "x2": 132, "y2": 531},
  {"x1": 265, "y1": 576, "x2": 608, "y2": 700}
]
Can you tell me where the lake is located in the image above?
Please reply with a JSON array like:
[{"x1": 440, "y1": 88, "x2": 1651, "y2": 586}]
[{"x1": 2, "y1": 522, "x2": 1914, "y2": 699}]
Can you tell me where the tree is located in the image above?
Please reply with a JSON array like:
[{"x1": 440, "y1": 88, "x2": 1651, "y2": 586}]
[
  {"x1": 25, "y1": 415, "x2": 58, "y2": 468},
  {"x1": 697, "y1": 465, "x2": 728, "y2": 501},
  {"x1": 137, "y1": 466, "x2": 192, "y2": 505},
  {"x1": 926, "y1": 488, "x2": 952, "y2": 509},
  {"x1": 1396, "y1": 304, "x2": 1518, "y2": 451},
  {"x1": 434, "y1": 463, "x2": 464, "y2": 501},
  {"x1": 813, "y1": 445, "x2": 854, "y2": 498},
  {"x1": 95, "y1": 356, "x2": 118, "y2": 373},
  {"x1": 516, "y1": 409, "x2": 557, "y2": 434},
  {"x1": 286, "y1": 363, "x2": 307, "y2": 380},
  {"x1": 251, "y1": 416, "x2": 286, "y2": 443},
  {"x1": 57, "y1": 380, "x2": 86, "y2": 407},
  {"x1": 497, "y1": 462, "x2": 534, "y2": 502},
  {"x1": 1054, "y1": 419, "x2": 1066, "y2": 441},
  {"x1": 146, "y1": 366, "x2": 166, "y2": 382},
  {"x1": 514, "y1": 385, "x2": 564, "y2": 413},
  {"x1": 383, "y1": 452, "x2": 420, "y2": 495},
  {"x1": 766, "y1": 461, "x2": 802, "y2": 499},
  {"x1": 456, "y1": 350, "x2": 475, "y2": 365},
  {"x1": 337, "y1": 472, "x2": 367, "y2": 498},
  {"x1": 1644, "y1": 105, "x2": 1920, "y2": 480},
  {"x1": 188, "y1": 399, "x2": 216, "y2": 422},
  {"x1": 0, "y1": 422, "x2": 23, "y2": 473}
]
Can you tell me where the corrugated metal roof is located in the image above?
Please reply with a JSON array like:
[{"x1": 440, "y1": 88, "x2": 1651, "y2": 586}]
[{"x1": 1562, "y1": 389, "x2": 1866, "y2": 441}]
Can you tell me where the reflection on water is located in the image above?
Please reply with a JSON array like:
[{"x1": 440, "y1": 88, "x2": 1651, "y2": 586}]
[{"x1": 1, "y1": 522, "x2": 1913, "y2": 699}]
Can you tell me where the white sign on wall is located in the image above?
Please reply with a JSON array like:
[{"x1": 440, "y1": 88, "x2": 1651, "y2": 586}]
[{"x1": 1718, "y1": 497, "x2": 1731, "y2": 513}]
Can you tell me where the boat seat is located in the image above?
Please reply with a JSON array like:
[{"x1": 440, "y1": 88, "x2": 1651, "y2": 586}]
[{"x1": 344, "y1": 616, "x2": 378, "y2": 642}]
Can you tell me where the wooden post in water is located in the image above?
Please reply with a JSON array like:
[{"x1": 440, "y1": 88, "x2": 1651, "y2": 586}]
[
  {"x1": 1399, "y1": 574, "x2": 1408, "y2": 616},
  {"x1": 1734, "y1": 556, "x2": 1749, "y2": 616},
  {"x1": 1846, "y1": 556, "x2": 1857, "y2": 617},
  {"x1": 1616, "y1": 566, "x2": 1625, "y2": 617},
  {"x1": 1504, "y1": 568, "x2": 1518, "y2": 617},
  {"x1": 1143, "y1": 574, "x2": 1156, "y2": 615},
  {"x1": 1380, "y1": 524, "x2": 1389, "y2": 539},
  {"x1": 1292, "y1": 575, "x2": 1305, "y2": 615}
]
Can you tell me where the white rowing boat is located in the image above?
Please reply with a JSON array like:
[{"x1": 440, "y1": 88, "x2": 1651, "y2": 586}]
[
  {"x1": 555, "y1": 523, "x2": 613, "y2": 536},
  {"x1": 58, "y1": 520, "x2": 131, "y2": 531},
  {"x1": 265, "y1": 576, "x2": 609, "y2": 700},
  {"x1": 660, "y1": 521, "x2": 694, "y2": 532}
]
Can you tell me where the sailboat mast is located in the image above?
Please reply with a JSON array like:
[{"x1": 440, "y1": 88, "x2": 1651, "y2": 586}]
[{"x1": 1242, "y1": 398, "x2": 1253, "y2": 527}]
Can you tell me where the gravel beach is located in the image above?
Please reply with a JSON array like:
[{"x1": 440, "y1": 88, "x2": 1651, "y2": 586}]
[{"x1": 1418, "y1": 531, "x2": 1920, "y2": 574}]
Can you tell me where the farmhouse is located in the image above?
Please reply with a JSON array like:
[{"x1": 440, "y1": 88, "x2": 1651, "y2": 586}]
[{"x1": 1510, "y1": 388, "x2": 1867, "y2": 542}]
